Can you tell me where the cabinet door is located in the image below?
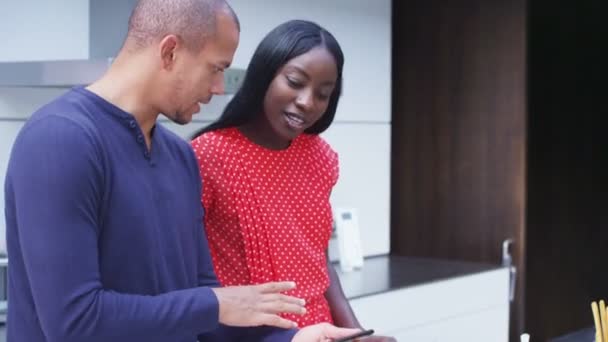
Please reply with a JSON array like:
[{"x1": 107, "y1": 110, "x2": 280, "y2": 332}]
[
  {"x1": 349, "y1": 268, "x2": 509, "y2": 340},
  {"x1": 393, "y1": 307, "x2": 508, "y2": 342}
]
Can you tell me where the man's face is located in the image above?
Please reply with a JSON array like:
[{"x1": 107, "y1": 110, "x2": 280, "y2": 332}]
[{"x1": 164, "y1": 13, "x2": 239, "y2": 125}]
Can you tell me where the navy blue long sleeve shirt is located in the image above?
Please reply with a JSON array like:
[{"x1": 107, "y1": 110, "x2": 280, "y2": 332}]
[{"x1": 4, "y1": 87, "x2": 297, "y2": 342}]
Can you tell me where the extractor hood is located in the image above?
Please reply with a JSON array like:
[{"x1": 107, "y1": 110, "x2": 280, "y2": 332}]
[
  {"x1": 0, "y1": 0, "x2": 244, "y2": 93},
  {"x1": 0, "y1": 59, "x2": 245, "y2": 93}
]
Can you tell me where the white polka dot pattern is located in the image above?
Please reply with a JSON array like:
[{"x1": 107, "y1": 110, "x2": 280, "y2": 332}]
[{"x1": 191, "y1": 127, "x2": 339, "y2": 327}]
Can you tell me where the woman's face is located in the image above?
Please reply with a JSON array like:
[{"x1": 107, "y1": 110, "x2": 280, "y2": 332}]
[{"x1": 261, "y1": 47, "x2": 338, "y2": 144}]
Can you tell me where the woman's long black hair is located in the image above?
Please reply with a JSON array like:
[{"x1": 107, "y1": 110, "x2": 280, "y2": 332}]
[{"x1": 191, "y1": 19, "x2": 344, "y2": 139}]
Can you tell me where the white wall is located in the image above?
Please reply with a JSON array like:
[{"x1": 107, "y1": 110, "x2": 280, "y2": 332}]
[
  {"x1": 228, "y1": 0, "x2": 392, "y2": 123},
  {"x1": 0, "y1": 0, "x2": 391, "y2": 257},
  {"x1": 0, "y1": 88, "x2": 69, "y2": 252},
  {"x1": 0, "y1": 0, "x2": 89, "y2": 62}
]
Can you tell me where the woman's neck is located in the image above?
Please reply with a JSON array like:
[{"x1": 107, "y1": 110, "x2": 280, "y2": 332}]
[{"x1": 238, "y1": 116, "x2": 291, "y2": 150}]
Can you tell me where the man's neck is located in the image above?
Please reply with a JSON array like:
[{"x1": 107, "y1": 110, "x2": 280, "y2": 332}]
[{"x1": 86, "y1": 55, "x2": 159, "y2": 146}]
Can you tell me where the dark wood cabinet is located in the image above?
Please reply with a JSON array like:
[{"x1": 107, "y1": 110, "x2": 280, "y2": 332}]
[
  {"x1": 525, "y1": 0, "x2": 606, "y2": 339},
  {"x1": 391, "y1": 0, "x2": 605, "y2": 340}
]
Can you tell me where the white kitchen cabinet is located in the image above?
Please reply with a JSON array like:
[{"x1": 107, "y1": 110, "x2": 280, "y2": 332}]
[
  {"x1": 348, "y1": 267, "x2": 510, "y2": 341},
  {"x1": 393, "y1": 307, "x2": 508, "y2": 342}
]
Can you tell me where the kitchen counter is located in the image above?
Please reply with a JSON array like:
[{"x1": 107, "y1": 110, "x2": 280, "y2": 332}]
[
  {"x1": 335, "y1": 255, "x2": 500, "y2": 300},
  {"x1": 0, "y1": 255, "x2": 501, "y2": 341}
]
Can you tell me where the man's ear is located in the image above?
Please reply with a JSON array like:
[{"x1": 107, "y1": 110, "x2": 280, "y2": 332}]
[{"x1": 159, "y1": 35, "x2": 179, "y2": 69}]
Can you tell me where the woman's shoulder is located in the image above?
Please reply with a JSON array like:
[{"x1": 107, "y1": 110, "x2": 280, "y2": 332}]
[
  {"x1": 190, "y1": 127, "x2": 243, "y2": 164},
  {"x1": 192, "y1": 127, "x2": 241, "y2": 151},
  {"x1": 296, "y1": 134, "x2": 339, "y2": 184},
  {"x1": 192, "y1": 127, "x2": 239, "y2": 146},
  {"x1": 297, "y1": 134, "x2": 338, "y2": 161}
]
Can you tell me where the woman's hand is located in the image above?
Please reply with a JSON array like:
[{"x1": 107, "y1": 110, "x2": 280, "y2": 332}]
[{"x1": 292, "y1": 323, "x2": 361, "y2": 342}]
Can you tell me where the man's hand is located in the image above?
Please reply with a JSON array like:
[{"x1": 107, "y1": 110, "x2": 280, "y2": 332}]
[
  {"x1": 292, "y1": 323, "x2": 361, "y2": 342},
  {"x1": 211, "y1": 281, "x2": 305, "y2": 329}
]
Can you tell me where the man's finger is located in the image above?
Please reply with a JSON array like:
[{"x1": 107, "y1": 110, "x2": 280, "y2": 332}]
[
  {"x1": 263, "y1": 293, "x2": 306, "y2": 306},
  {"x1": 260, "y1": 301, "x2": 307, "y2": 315},
  {"x1": 258, "y1": 313, "x2": 298, "y2": 329},
  {"x1": 257, "y1": 281, "x2": 297, "y2": 294}
]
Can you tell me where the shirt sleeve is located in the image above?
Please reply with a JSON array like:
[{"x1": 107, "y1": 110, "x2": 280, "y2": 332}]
[
  {"x1": 191, "y1": 136, "x2": 221, "y2": 285},
  {"x1": 8, "y1": 116, "x2": 220, "y2": 342},
  {"x1": 192, "y1": 137, "x2": 218, "y2": 217},
  {"x1": 195, "y1": 181, "x2": 222, "y2": 287},
  {"x1": 258, "y1": 327, "x2": 299, "y2": 341},
  {"x1": 330, "y1": 148, "x2": 339, "y2": 187}
]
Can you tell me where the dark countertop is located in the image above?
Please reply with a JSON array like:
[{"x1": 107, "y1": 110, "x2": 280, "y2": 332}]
[
  {"x1": 0, "y1": 255, "x2": 502, "y2": 340},
  {"x1": 336, "y1": 255, "x2": 502, "y2": 300},
  {"x1": 549, "y1": 327, "x2": 594, "y2": 342}
]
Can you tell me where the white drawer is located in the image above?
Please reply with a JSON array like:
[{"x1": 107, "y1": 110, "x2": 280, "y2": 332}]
[
  {"x1": 391, "y1": 307, "x2": 508, "y2": 342},
  {"x1": 349, "y1": 268, "x2": 509, "y2": 340}
]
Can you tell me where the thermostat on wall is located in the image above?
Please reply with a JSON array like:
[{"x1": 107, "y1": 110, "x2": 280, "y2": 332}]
[{"x1": 333, "y1": 207, "x2": 364, "y2": 272}]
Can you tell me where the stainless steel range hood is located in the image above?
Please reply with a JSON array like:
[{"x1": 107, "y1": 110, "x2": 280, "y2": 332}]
[
  {"x1": 0, "y1": 59, "x2": 114, "y2": 88},
  {"x1": 0, "y1": 0, "x2": 245, "y2": 93},
  {"x1": 0, "y1": 59, "x2": 245, "y2": 93}
]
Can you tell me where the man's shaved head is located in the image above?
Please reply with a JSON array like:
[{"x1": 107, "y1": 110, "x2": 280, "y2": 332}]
[
  {"x1": 126, "y1": 0, "x2": 239, "y2": 52},
  {"x1": 106, "y1": 0, "x2": 241, "y2": 128}
]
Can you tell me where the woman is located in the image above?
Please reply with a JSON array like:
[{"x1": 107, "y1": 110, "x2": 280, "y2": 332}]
[{"x1": 191, "y1": 20, "x2": 394, "y2": 341}]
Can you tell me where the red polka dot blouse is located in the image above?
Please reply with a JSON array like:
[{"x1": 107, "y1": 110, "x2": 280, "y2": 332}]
[{"x1": 191, "y1": 127, "x2": 339, "y2": 327}]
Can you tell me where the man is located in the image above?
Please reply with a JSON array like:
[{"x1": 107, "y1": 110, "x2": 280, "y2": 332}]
[{"x1": 3, "y1": 0, "x2": 359, "y2": 341}]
